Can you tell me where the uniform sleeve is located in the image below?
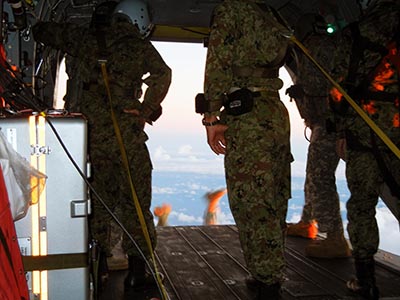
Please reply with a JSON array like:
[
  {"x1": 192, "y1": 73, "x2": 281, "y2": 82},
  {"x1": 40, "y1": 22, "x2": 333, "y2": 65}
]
[
  {"x1": 141, "y1": 42, "x2": 172, "y2": 121},
  {"x1": 32, "y1": 22, "x2": 86, "y2": 57},
  {"x1": 203, "y1": 3, "x2": 236, "y2": 115}
]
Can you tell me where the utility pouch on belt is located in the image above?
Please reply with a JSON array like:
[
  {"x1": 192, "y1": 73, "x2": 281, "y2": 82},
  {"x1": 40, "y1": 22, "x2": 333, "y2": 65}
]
[
  {"x1": 195, "y1": 93, "x2": 207, "y2": 114},
  {"x1": 225, "y1": 88, "x2": 254, "y2": 116}
]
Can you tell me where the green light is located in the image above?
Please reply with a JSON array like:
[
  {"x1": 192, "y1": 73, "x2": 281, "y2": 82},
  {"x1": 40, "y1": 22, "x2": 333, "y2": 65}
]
[{"x1": 327, "y1": 23, "x2": 336, "y2": 34}]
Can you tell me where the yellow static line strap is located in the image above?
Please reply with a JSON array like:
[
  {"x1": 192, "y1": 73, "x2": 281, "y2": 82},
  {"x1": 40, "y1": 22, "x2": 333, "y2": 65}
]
[
  {"x1": 99, "y1": 62, "x2": 168, "y2": 300},
  {"x1": 22, "y1": 253, "x2": 88, "y2": 271},
  {"x1": 289, "y1": 35, "x2": 400, "y2": 160}
]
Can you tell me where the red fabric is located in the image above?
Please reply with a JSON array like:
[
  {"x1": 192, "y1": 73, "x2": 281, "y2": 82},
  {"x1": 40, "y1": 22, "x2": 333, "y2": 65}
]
[
  {"x1": 0, "y1": 168, "x2": 29, "y2": 300},
  {"x1": 0, "y1": 44, "x2": 6, "y2": 101},
  {"x1": 0, "y1": 43, "x2": 6, "y2": 97},
  {"x1": 0, "y1": 44, "x2": 6, "y2": 67}
]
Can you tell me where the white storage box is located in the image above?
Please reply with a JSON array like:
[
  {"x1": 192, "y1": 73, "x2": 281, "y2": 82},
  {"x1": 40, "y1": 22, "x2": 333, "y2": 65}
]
[{"x1": 0, "y1": 113, "x2": 90, "y2": 300}]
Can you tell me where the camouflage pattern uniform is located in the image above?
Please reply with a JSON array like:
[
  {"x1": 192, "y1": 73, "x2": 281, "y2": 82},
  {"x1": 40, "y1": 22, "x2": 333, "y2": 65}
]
[
  {"x1": 204, "y1": 0, "x2": 292, "y2": 285},
  {"x1": 332, "y1": 0, "x2": 400, "y2": 260},
  {"x1": 294, "y1": 33, "x2": 344, "y2": 234},
  {"x1": 32, "y1": 21, "x2": 171, "y2": 259}
]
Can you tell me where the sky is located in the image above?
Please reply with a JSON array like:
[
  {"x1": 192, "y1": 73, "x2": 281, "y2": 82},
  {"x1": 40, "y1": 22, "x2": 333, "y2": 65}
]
[{"x1": 143, "y1": 41, "x2": 400, "y2": 256}]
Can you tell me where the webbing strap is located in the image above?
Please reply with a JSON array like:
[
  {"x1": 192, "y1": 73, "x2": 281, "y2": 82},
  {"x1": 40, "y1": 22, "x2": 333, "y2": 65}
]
[
  {"x1": 289, "y1": 35, "x2": 400, "y2": 160},
  {"x1": 22, "y1": 253, "x2": 88, "y2": 271},
  {"x1": 99, "y1": 62, "x2": 168, "y2": 300}
]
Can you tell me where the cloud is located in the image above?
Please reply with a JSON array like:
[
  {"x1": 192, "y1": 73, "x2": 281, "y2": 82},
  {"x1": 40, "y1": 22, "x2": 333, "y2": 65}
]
[
  {"x1": 291, "y1": 179, "x2": 305, "y2": 192},
  {"x1": 178, "y1": 145, "x2": 194, "y2": 155},
  {"x1": 340, "y1": 200, "x2": 347, "y2": 212},
  {"x1": 170, "y1": 211, "x2": 203, "y2": 224},
  {"x1": 336, "y1": 161, "x2": 347, "y2": 180},
  {"x1": 287, "y1": 213, "x2": 302, "y2": 223},
  {"x1": 177, "y1": 145, "x2": 199, "y2": 161},
  {"x1": 153, "y1": 186, "x2": 176, "y2": 194},
  {"x1": 153, "y1": 146, "x2": 171, "y2": 161},
  {"x1": 217, "y1": 210, "x2": 235, "y2": 225},
  {"x1": 343, "y1": 220, "x2": 349, "y2": 239},
  {"x1": 288, "y1": 203, "x2": 304, "y2": 211},
  {"x1": 149, "y1": 139, "x2": 226, "y2": 175},
  {"x1": 153, "y1": 156, "x2": 225, "y2": 175}
]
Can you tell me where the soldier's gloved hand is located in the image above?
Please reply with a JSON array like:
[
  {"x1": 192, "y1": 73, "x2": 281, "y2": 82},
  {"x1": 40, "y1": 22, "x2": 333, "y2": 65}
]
[
  {"x1": 285, "y1": 84, "x2": 305, "y2": 100},
  {"x1": 148, "y1": 106, "x2": 162, "y2": 122}
]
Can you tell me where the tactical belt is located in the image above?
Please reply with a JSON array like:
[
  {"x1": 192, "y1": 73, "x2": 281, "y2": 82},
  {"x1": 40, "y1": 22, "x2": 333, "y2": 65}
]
[
  {"x1": 229, "y1": 87, "x2": 278, "y2": 96},
  {"x1": 232, "y1": 66, "x2": 279, "y2": 78}
]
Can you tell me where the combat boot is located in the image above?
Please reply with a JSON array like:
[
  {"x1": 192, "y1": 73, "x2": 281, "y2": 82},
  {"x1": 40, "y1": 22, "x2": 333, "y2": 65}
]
[
  {"x1": 347, "y1": 257, "x2": 379, "y2": 300},
  {"x1": 305, "y1": 232, "x2": 351, "y2": 258},
  {"x1": 124, "y1": 255, "x2": 164, "y2": 291},
  {"x1": 254, "y1": 282, "x2": 281, "y2": 300},
  {"x1": 245, "y1": 275, "x2": 259, "y2": 289},
  {"x1": 286, "y1": 220, "x2": 318, "y2": 239},
  {"x1": 124, "y1": 255, "x2": 150, "y2": 290}
]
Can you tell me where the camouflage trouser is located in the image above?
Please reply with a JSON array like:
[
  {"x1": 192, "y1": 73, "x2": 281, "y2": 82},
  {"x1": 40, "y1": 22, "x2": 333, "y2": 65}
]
[
  {"x1": 346, "y1": 147, "x2": 400, "y2": 259},
  {"x1": 346, "y1": 148, "x2": 381, "y2": 259},
  {"x1": 224, "y1": 92, "x2": 291, "y2": 285},
  {"x1": 301, "y1": 124, "x2": 343, "y2": 233},
  {"x1": 89, "y1": 130, "x2": 156, "y2": 259}
]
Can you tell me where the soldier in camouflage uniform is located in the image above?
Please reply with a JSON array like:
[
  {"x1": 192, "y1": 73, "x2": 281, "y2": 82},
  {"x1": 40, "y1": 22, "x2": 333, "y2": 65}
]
[
  {"x1": 285, "y1": 14, "x2": 351, "y2": 258},
  {"x1": 331, "y1": 0, "x2": 400, "y2": 298},
  {"x1": 32, "y1": 0, "x2": 171, "y2": 290},
  {"x1": 202, "y1": 0, "x2": 292, "y2": 298}
]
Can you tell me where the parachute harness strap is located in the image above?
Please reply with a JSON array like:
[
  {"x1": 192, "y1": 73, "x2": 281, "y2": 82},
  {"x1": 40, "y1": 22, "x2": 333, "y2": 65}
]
[
  {"x1": 289, "y1": 34, "x2": 400, "y2": 160},
  {"x1": 99, "y1": 61, "x2": 168, "y2": 300}
]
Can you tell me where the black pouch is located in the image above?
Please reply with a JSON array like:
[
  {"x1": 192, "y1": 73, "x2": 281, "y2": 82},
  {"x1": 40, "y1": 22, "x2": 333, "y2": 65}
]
[
  {"x1": 195, "y1": 93, "x2": 207, "y2": 114},
  {"x1": 225, "y1": 88, "x2": 255, "y2": 116}
]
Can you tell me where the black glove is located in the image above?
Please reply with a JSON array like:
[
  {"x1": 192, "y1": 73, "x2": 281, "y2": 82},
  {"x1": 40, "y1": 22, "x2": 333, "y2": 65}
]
[
  {"x1": 285, "y1": 84, "x2": 305, "y2": 100},
  {"x1": 148, "y1": 106, "x2": 162, "y2": 122}
]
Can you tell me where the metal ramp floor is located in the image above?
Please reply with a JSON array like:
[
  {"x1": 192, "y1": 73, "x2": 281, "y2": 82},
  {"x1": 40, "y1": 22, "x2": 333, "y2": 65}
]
[{"x1": 100, "y1": 225, "x2": 400, "y2": 300}]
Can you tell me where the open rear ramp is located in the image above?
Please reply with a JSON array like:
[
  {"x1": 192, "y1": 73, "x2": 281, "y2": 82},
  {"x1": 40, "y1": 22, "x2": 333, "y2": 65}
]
[{"x1": 100, "y1": 225, "x2": 400, "y2": 300}]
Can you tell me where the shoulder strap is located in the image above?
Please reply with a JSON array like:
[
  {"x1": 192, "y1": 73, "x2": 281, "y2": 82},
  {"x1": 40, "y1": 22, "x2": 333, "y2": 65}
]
[{"x1": 95, "y1": 28, "x2": 109, "y2": 62}]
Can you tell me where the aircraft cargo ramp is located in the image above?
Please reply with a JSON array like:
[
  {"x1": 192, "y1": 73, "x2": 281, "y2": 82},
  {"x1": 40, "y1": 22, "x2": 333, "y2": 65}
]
[{"x1": 100, "y1": 225, "x2": 400, "y2": 300}]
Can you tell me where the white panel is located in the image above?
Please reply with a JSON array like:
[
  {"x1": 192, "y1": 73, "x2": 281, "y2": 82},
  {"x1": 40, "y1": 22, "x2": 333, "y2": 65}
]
[{"x1": 0, "y1": 114, "x2": 90, "y2": 300}]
